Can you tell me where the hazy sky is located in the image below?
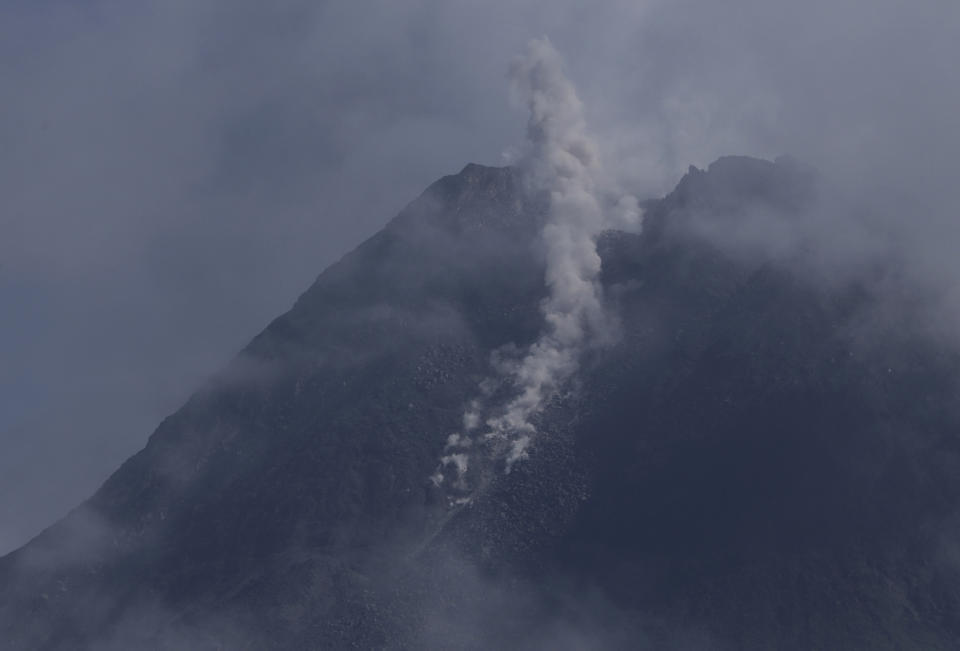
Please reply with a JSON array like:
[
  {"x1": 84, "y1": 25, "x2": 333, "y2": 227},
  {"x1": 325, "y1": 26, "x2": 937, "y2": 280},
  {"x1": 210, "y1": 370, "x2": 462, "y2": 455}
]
[{"x1": 1, "y1": 0, "x2": 958, "y2": 553}]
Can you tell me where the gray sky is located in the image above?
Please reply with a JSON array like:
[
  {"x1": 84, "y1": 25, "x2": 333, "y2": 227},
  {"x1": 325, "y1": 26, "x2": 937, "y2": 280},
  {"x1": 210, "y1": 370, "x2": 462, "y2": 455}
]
[{"x1": 1, "y1": 0, "x2": 958, "y2": 553}]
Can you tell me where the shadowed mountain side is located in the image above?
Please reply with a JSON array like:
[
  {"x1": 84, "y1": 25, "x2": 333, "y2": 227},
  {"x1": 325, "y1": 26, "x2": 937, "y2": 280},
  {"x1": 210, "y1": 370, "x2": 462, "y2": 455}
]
[
  {"x1": 0, "y1": 164, "x2": 549, "y2": 650},
  {"x1": 3, "y1": 158, "x2": 960, "y2": 650}
]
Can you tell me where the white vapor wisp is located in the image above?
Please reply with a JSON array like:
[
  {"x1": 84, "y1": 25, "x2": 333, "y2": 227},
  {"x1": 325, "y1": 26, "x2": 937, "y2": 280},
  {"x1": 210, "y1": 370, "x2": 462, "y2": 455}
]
[{"x1": 432, "y1": 38, "x2": 641, "y2": 500}]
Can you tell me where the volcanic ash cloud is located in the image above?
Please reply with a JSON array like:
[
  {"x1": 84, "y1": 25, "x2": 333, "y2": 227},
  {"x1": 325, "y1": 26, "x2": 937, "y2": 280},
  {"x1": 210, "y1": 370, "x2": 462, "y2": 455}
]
[{"x1": 434, "y1": 37, "x2": 641, "y2": 497}]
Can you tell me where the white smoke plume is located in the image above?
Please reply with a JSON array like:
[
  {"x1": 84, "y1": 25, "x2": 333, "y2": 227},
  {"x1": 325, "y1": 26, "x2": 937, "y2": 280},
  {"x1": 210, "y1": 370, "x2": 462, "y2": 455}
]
[{"x1": 433, "y1": 38, "x2": 641, "y2": 499}]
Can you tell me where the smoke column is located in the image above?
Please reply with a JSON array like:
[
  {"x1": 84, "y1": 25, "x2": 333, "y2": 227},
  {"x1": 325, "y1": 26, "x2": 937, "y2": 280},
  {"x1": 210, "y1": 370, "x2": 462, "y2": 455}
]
[{"x1": 433, "y1": 37, "x2": 640, "y2": 500}]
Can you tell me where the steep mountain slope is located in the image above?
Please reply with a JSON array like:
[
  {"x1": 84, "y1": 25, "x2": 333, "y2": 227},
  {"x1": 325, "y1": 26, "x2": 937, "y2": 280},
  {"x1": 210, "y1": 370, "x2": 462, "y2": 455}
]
[{"x1": 3, "y1": 157, "x2": 960, "y2": 650}]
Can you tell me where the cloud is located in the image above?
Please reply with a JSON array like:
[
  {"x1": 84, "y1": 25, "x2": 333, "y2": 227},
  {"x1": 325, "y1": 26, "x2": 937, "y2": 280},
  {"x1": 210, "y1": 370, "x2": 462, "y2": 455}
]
[{"x1": 408, "y1": 543, "x2": 714, "y2": 651}]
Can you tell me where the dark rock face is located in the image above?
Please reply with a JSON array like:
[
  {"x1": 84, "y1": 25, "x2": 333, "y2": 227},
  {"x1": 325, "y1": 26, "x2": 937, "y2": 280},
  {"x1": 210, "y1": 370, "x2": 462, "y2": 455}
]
[{"x1": 3, "y1": 158, "x2": 960, "y2": 650}]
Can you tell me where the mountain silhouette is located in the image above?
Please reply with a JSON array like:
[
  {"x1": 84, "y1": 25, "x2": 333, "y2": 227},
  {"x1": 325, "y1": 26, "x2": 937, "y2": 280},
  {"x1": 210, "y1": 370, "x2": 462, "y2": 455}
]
[{"x1": 2, "y1": 157, "x2": 959, "y2": 650}]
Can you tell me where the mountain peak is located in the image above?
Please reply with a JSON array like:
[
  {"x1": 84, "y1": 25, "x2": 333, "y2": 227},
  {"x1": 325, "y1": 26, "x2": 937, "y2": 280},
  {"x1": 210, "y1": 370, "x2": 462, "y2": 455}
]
[
  {"x1": 4, "y1": 156, "x2": 960, "y2": 650},
  {"x1": 458, "y1": 161, "x2": 505, "y2": 177},
  {"x1": 382, "y1": 162, "x2": 539, "y2": 239},
  {"x1": 662, "y1": 154, "x2": 818, "y2": 220}
]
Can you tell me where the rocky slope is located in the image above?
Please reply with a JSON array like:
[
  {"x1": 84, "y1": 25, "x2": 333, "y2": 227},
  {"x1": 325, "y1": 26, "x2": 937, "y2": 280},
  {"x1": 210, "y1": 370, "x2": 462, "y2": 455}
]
[{"x1": 2, "y1": 157, "x2": 960, "y2": 650}]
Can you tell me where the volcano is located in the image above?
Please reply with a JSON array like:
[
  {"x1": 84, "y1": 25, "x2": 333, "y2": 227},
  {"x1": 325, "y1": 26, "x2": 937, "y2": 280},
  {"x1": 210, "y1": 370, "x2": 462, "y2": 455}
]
[{"x1": 2, "y1": 156, "x2": 960, "y2": 650}]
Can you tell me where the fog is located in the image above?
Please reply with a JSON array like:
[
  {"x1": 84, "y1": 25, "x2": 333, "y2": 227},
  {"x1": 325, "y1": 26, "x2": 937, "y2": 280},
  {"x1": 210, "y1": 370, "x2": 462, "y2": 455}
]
[{"x1": 2, "y1": 0, "x2": 958, "y2": 553}]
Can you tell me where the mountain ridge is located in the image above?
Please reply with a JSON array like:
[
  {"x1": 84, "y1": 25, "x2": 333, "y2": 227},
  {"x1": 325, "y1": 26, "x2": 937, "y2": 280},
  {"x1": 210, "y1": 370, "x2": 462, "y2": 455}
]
[{"x1": 3, "y1": 156, "x2": 960, "y2": 650}]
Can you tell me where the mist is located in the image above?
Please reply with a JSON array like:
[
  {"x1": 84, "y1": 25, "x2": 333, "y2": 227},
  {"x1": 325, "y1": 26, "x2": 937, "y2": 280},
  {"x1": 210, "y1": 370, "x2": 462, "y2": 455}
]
[{"x1": 2, "y1": 0, "x2": 959, "y2": 556}]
